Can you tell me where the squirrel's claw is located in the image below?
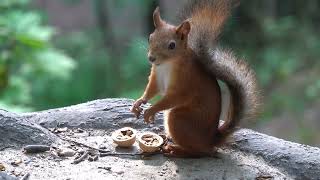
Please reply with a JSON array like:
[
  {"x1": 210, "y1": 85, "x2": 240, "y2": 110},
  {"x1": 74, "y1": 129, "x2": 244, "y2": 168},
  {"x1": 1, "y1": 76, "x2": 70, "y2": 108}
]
[
  {"x1": 131, "y1": 106, "x2": 142, "y2": 118},
  {"x1": 131, "y1": 98, "x2": 147, "y2": 118}
]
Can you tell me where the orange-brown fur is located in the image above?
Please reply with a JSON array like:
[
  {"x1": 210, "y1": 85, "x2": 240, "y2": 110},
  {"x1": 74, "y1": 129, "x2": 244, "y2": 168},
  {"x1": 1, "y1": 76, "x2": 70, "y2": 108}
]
[{"x1": 140, "y1": 51, "x2": 222, "y2": 157}]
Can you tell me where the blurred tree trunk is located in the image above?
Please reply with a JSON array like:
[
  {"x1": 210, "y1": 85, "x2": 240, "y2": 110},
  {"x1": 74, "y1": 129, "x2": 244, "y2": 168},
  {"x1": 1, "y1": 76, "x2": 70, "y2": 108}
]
[
  {"x1": 263, "y1": 0, "x2": 277, "y2": 19},
  {"x1": 146, "y1": 0, "x2": 160, "y2": 35},
  {"x1": 93, "y1": 0, "x2": 121, "y2": 98},
  {"x1": 303, "y1": 1, "x2": 319, "y2": 25},
  {"x1": 0, "y1": 64, "x2": 8, "y2": 92}
]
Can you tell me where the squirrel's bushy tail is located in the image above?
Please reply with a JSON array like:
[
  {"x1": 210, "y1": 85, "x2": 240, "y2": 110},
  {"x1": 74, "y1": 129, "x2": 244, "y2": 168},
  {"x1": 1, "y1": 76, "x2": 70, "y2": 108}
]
[
  {"x1": 208, "y1": 48, "x2": 260, "y2": 145},
  {"x1": 180, "y1": 0, "x2": 237, "y2": 53},
  {"x1": 181, "y1": 0, "x2": 260, "y2": 145}
]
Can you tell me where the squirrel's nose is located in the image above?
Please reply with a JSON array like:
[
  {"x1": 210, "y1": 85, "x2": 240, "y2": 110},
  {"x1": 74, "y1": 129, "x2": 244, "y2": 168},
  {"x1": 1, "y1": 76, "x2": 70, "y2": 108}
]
[{"x1": 148, "y1": 56, "x2": 156, "y2": 63}]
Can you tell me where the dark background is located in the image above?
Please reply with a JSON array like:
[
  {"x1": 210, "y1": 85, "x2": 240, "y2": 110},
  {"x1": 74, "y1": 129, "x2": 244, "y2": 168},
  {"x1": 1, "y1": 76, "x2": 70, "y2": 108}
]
[{"x1": 1, "y1": 0, "x2": 319, "y2": 146}]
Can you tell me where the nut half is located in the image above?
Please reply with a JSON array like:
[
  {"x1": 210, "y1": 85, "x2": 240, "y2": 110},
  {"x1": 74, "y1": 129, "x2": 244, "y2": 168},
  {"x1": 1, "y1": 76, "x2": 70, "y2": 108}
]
[
  {"x1": 112, "y1": 127, "x2": 137, "y2": 147},
  {"x1": 138, "y1": 132, "x2": 164, "y2": 153}
]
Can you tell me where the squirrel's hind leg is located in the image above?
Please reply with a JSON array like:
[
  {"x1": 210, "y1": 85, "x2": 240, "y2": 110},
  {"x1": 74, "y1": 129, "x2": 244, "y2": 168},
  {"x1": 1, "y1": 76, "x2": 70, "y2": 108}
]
[
  {"x1": 165, "y1": 108, "x2": 217, "y2": 158},
  {"x1": 162, "y1": 144, "x2": 218, "y2": 158},
  {"x1": 162, "y1": 144, "x2": 213, "y2": 158}
]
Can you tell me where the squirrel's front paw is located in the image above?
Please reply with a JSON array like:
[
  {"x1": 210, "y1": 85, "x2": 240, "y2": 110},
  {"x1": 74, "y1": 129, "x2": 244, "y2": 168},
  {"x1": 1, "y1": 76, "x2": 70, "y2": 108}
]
[
  {"x1": 143, "y1": 108, "x2": 156, "y2": 123},
  {"x1": 131, "y1": 98, "x2": 147, "y2": 118}
]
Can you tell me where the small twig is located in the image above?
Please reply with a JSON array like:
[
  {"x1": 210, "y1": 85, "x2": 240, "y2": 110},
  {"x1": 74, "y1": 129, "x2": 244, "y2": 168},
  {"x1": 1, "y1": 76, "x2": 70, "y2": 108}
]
[
  {"x1": 20, "y1": 172, "x2": 30, "y2": 180},
  {"x1": 72, "y1": 151, "x2": 89, "y2": 164},
  {"x1": 99, "y1": 152, "x2": 141, "y2": 157},
  {"x1": 99, "y1": 151, "x2": 162, "y2": 157},
  {"x1": 45, "y1": 127, "x2": 110, "y2": 153},
  {"x1": 98, "y1": 166, "x2": 111, "y2": 171},
  {"x1": 58, "y1": 136, "x2": 110, "y2": 153}
]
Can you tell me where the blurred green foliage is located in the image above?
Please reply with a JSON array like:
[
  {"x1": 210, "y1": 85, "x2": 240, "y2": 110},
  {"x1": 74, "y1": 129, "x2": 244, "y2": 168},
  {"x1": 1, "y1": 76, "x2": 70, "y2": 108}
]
[
  {"x1": 53, "y1": 31, "x2": 149, "y2": 104},
  {"x1": 224, "y1": 14, "x2": 320, "y2": 121},
  {"x1": 0, "y1": 0, "x2": 75, "y2": 111}
]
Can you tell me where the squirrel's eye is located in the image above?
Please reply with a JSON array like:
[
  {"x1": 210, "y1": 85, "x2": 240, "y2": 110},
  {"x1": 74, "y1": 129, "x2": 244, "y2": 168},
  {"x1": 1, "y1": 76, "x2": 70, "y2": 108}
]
[{"x1": 168, "y1": 41, "x2": 176, "y2": 50}]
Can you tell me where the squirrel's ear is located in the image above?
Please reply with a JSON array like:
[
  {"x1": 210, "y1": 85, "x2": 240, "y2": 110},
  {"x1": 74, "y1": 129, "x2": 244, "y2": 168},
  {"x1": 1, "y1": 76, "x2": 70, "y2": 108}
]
[
  {"x1": 176, "y1": 21, "x2": 191, "y2": 41},
  {"x1": 153, "y1": 7, "x2": 164, "y2": 28}
]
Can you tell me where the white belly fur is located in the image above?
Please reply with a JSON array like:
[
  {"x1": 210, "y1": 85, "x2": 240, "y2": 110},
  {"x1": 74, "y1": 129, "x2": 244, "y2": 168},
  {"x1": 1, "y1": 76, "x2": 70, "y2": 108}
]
[
  {"x1": 155, "y1": 62, "x2": 172, "y2": 96},
  {"x1": 155, "y1": 62, "x2": 172, "y2": 135},
  {"x1": 163, "y1": 110, "x2": 170, "y2": 135}
]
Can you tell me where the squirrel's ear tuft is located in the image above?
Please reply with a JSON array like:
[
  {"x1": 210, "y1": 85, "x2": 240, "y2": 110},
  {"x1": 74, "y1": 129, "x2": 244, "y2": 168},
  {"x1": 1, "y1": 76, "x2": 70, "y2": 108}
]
[
  {"x1": 153, "y1": 7, "x2": 164, "y2": 28},
  {"x1": 176, "y1": 21, "x2": 191, "y2": 41}
]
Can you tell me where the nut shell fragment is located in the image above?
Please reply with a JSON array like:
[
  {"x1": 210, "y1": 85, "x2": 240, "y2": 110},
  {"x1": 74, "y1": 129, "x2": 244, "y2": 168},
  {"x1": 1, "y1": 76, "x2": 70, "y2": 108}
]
[
  {"x1": 57, "y1": 148, "x2": 76, "y2": 157},
  {"x1": 0, "y1": 163, "x2": 5, "y2": 171}
]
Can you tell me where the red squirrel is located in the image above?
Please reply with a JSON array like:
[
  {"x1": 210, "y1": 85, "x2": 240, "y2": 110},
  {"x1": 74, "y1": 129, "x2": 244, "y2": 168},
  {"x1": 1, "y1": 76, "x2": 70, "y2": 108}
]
[{"x1": 131, "y1": 0, "x2": 259, "y2": 157}]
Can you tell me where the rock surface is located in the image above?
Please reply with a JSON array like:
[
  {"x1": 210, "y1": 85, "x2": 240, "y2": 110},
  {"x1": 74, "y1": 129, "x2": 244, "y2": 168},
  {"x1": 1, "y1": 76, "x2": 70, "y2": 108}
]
[
  {"x1": 23, "y1": 99, "x2": 164, "y2": 131},
  {"x1": 0, "y1": 110, "x2": 58, "y2": 150},
  {"x1": 0, "y1": 98, "x2": 319, "y2": 180}
]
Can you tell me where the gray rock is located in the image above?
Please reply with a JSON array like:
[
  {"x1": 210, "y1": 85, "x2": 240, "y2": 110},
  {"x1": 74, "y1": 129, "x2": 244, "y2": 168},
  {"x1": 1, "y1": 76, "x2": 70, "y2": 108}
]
[
  {"x1": 0, "y1": 110, "x2": 57, "y2": 150},
  {"x1": 0, "y1": 98, "x2": 319, "y2": 179},
  {"x1": 233, "y1": 129, "x2": 320, "y2": 179},
  {"x1": 23, "y1": 98, "x2": 164, "y2": 132},
  {"x1": 0, "y1": 172, "x2": 18, "y2": 180}
]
